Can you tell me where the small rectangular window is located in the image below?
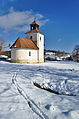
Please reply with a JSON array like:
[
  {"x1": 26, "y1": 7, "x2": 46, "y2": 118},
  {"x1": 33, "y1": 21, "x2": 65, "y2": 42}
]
[{"x1": 29, "y1": 51, "x2": 31, "y2": 56}]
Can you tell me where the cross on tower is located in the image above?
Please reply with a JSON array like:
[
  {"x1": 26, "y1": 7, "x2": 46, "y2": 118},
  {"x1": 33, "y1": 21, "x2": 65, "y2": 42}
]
[{"x1": 34, "y1": 17, "x2": 36, "y2": 21}]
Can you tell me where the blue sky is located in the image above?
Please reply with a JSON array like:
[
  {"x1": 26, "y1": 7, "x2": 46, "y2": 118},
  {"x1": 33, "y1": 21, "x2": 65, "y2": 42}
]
[{"x1": 0, "y1": 0, "x2": 79, "y2": 52}]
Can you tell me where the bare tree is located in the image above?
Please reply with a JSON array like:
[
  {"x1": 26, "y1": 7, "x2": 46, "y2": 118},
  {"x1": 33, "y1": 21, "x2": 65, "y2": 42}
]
[
  {"x1": 73, "y1": 45, "x2": 79, "y2": 62},
  {"x1": 0, "y1": 40, "x2": 4, "y2": 51},
  {"x1": 0, "y1": 37, "x2": 7, "y2": 51}
]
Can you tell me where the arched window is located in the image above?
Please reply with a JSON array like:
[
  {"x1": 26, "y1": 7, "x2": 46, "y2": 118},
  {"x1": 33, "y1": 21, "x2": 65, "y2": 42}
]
[
  {"x1": 30, "y1": 36, "x2": 32, "y2": 40},
  {"x1": 29, "y1": 51, "x2": 31, "y2": 56}
]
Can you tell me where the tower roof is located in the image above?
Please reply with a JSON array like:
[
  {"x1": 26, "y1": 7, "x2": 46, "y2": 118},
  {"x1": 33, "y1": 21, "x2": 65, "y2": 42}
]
[
  {"x1": 25, "y1": 20, "x2": 44, "y2": 34},
  {"x1": 25, "y1": 29, "x2": 43, "y2": 34},
  {"x1": 30, "y1": 20, "x2": 39, "y2": 27},
  {"x1": 11, "y1": 37, "x2": 39, "y2": 50}
]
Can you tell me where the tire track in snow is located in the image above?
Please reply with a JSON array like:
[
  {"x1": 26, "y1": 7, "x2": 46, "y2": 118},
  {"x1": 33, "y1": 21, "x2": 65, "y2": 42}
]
[{"x1": 12, "y1": 72, "x2": 49, "y2": 119}]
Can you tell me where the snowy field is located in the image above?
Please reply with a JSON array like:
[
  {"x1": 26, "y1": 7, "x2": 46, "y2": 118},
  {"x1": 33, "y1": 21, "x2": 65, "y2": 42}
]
[{"x1": 0, "y1": 60, "x2": 79, "y2": 119}]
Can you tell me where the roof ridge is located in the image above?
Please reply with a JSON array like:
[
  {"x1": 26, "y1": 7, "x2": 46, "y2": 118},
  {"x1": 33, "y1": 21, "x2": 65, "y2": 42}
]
[{"x1": 31, "y1": 39, "x2": 38, "y2": 47}]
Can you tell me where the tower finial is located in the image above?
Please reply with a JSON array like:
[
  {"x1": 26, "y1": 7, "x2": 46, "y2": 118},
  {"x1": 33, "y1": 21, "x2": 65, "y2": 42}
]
[{"x1": 34, "y1": 16, "x2": 36, "y2": 21}]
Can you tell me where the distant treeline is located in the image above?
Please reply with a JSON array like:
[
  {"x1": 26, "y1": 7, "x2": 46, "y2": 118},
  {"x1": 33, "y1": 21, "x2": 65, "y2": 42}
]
[
  {"x1": 0, "y1": 51, "x2": 11, "y2": 58},
  {"x1": 45, "y1": 49, "x2": 69, "y2": 54}
]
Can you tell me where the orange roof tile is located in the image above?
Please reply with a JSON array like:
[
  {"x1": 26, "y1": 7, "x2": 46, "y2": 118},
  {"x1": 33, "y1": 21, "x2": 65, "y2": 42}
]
[
  {"x1": 11, "y1": 37, "x2": 39, "y2": 50},
  {"x1": 30, "y1": 20, "x2": 39, "y2": 26},
  {"x1": 25, "y1": 29, "x2": 43, "y2": 34}
]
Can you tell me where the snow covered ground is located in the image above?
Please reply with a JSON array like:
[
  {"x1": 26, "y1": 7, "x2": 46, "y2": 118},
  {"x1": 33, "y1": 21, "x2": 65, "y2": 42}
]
[
  {"x1": 0, "y1": 55, "x2": 8, "y2": 59},
  {"x1": 0, "y1": 60, "x2": 79, "y2": 119}
]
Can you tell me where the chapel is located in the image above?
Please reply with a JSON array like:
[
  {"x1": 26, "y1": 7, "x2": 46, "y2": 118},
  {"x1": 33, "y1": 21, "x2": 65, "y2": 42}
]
[{"x1": 11, "y1": 20, "x2": 44, "y2": 63}]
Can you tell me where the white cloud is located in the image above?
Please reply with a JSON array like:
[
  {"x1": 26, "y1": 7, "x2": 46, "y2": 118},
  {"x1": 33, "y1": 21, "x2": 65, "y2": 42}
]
[{"x1": 0, "y1": 7, "x2": 48, "y2": 32}]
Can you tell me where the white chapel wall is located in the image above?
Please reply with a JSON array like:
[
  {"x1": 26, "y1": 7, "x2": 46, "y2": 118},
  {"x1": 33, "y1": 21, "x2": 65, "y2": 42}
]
[
  {"x1": 11, "y1": 48, "x2": 38, "y2": 63},
  {"x1": 26, "y1": 33, "x2": 37, "y2": 41},
  {"x1": 37, "y1": 33, "x2": 44, "y2": 62},
  {"x1": 26, "y1": 32, "x2": 44, "y2": 62}
]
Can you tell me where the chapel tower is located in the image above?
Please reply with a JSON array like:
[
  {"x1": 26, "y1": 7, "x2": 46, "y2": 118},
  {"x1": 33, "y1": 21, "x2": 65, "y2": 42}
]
[{"x1": 25, "y1": 20, "x2": 44, "y2": 62}]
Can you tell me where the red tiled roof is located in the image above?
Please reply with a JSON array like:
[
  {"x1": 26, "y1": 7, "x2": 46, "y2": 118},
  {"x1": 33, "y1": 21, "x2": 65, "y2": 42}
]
[
  {"x1": 30, "y1": 20, "x2": 39, "y2": 26},
  {"x1": 25, "y1": 29, "x2": 43, "y2": 34},
  {"x1": 11, "y1": 37, "x2": 39, "y2": 50}
]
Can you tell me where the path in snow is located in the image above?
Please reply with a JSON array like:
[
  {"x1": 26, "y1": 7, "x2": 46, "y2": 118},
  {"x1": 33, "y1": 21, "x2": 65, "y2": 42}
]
[{"x1": 12, "y1": 71, "x2": 49, "y2": 119}]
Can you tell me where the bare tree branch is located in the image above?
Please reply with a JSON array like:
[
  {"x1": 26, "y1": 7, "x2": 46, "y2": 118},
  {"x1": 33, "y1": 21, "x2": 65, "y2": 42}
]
[
  {"x1": 73, "y1": 45, "x2": 79, "y2": 62},
  {"x1": 0, "y1": 37, "x2": 5, "y2": 51}
]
